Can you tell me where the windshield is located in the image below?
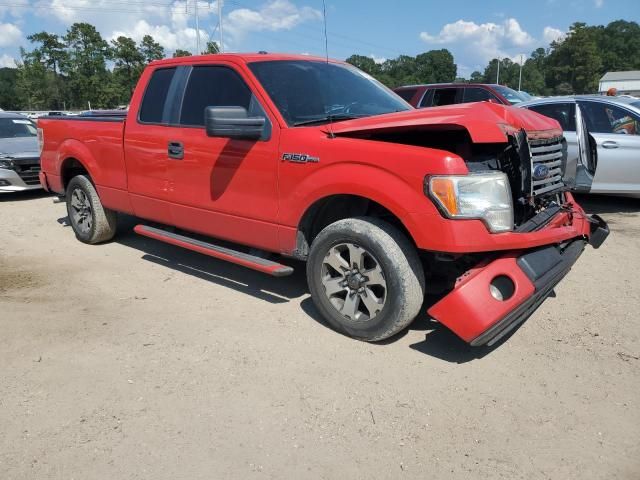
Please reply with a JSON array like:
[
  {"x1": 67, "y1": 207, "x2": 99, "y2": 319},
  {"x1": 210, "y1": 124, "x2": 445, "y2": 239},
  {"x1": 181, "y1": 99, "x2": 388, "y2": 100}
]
[
  {"x1": 493, "y1": 85, "x2": 528, "y2": 105},
  {"x1": 249, "y1": 60, "x2": 411, "y2": 126},
  {"x1": 0, "y1": 118, "x2": 37, "y2": 138}
]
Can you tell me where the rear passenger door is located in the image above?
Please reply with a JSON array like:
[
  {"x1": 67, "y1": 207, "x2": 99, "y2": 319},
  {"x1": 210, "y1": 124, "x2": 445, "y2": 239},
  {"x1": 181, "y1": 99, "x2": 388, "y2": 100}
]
[
  {"x1": 166, "y1": 64, "x2": 281, "y2": 251},
  {"x1": 125, "y1": 66, "x2": 183, "y2": 223}
]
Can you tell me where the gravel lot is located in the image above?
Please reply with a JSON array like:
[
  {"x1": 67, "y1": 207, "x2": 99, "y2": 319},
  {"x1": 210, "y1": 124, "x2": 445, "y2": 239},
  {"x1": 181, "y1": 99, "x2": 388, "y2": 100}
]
[{"x1": 1, "y1": 191, "x2": 638, "y2": 480}]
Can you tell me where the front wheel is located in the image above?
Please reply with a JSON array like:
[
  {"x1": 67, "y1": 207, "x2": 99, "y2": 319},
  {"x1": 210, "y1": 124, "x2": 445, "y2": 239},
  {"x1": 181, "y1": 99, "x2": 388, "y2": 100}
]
[
  {"x1": 66, "y1": 174, "x2": 117, "y2": 244},
  {"x1": 306, "y1": 217, "x2": 425, "y2": 342}
]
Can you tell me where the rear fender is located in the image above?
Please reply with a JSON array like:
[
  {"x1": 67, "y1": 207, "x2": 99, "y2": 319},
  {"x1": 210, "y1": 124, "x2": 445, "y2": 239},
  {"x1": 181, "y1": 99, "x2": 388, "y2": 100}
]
[{"x1": 57, "y1": 139, "x2": 100, "y2": 186}]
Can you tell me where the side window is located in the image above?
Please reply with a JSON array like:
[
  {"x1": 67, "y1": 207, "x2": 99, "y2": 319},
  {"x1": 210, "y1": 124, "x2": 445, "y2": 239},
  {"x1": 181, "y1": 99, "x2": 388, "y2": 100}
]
[
  {"x1": 396, "y1": 88, "x2": 417, "y2": 102},
  {"x1": 462, "y1": 87, "x2": 496, "y2": 104},
  {"x1": 579, "y1": 101, "x2": 639, "y2": 135},
  {"x1": 431, "y1": 88, "x2": 458, "y2": 107},
  {"x1": 419, "y1": 89, "x2": 434, "y2": 108},
  {"x1": 180, "y1": 66, "x2": 253, "y2": 126},
  {"x1": 139, "y1": 68, "x2": 177, "y2": 124},
  {"x1": 528, "y1": 103, "x2": 576, "y2": 131}
]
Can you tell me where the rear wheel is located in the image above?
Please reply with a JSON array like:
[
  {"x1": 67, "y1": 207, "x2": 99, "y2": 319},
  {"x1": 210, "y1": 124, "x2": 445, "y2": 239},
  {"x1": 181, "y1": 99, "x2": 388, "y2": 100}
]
[
  {"x1": 66, "y1": 175, "x2": 117, "y2": 244},
  {"x1": 306, "y1": 217, "x2": 425, "y2": 341}
]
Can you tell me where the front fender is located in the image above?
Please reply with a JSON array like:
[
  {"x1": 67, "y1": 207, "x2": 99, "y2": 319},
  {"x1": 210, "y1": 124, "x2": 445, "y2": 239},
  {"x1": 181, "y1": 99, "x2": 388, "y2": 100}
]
[{"x1": 278, "y1": 162, "x2": 441, "y2": 252}]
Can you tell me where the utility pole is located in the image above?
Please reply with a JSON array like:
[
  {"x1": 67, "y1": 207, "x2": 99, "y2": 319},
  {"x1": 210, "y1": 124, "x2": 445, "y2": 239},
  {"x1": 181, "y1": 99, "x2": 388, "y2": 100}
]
[
  {"x1": 518, "y1": 54, "x2": 523, "y2": 91},
  {"x1": 195, "y1": 0, "x2": 201, "y2": 54},
  {"x1": 217, "y1": 0, "x2": 224, "y2": 53},
  {"x1": 496, "y1": 57, "x2": 500, "y2": 84}
]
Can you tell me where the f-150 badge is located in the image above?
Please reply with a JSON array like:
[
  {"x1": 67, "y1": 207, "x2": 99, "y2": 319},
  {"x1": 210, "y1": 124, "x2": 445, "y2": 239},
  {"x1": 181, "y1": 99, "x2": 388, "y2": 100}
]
[{"x1": 282, "y1": 153, "x2": 320, "y2": 163}]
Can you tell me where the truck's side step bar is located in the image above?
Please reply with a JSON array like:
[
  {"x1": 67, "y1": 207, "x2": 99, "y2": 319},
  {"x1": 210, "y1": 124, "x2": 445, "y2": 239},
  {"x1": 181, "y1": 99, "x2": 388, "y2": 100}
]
[{"x1": 134, "y1": 225, "x2": 294, "y2": 277}]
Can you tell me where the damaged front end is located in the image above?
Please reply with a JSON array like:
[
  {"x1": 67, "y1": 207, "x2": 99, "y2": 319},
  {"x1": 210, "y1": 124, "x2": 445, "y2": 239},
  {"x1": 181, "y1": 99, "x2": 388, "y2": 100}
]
[{"x1": 426, "y1": 129, "x2": 610, "y2": 346}]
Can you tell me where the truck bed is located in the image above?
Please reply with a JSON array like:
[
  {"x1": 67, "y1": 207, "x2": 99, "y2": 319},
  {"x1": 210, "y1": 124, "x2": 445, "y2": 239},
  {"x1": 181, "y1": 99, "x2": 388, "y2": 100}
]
[{"x1": 38, "y1": 114, "x2": 128, "y2": 197}]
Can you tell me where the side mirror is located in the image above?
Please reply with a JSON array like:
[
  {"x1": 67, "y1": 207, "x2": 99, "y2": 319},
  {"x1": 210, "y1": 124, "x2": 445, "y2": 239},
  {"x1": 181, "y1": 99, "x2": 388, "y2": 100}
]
[{"x1": 205, "y1": 106, "x2": 265, "y2": 140}]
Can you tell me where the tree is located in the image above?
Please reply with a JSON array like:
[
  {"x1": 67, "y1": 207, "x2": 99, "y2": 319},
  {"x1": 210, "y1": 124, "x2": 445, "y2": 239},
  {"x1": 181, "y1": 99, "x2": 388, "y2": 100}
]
[
  {"x1": 173, "y1": 49, "x2": 192, "y2": 58},
  {"x1": 139, "y1": 34, "x2": 164, "y2": 64},
  {"x1": 15, "y1": 48, "x2": 52, "y2": 110},
  {"x1": 346, "y1": 54, "x2": 380, "y2": 76},
  {"x1": 62, "y1": 22, "x2": 111, "y2": 108},
  {"x1": 111, "y1": 36, "x2": 144, "y2": 96},
  {"x1": 546, "y1": 22, "x2": 602, "y2": 94},
  {"x1": 414, "y1": 49, "x2": 457, "y2": 83},
  {"x1": 0, "y1": 68, "x2": 20, "y2": 110},
  {"x1": 470, "y1": 71, "x2": 483, "y2": 83},
  {"x1": 202, "y1": 41, "x2": 220, "y2": 55}
]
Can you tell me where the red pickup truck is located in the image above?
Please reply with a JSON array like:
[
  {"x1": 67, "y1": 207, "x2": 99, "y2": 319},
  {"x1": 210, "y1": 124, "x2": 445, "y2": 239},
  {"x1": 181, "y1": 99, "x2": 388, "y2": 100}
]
[{"x1": 38, "y1": 53, "x2": 608, "y2": 346}]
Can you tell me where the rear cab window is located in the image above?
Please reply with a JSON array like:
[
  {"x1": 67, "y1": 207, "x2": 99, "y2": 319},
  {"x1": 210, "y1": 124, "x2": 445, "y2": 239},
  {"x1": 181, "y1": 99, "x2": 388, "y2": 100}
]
[{"x1": 139, "y1": 68, "x2": 177, "y2": 124}]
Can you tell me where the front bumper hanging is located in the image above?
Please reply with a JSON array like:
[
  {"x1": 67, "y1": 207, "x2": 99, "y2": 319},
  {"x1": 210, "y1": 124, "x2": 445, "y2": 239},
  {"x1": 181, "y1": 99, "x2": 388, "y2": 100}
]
[{"x1": 428, "y1": 214, "x2": 609, "y2": 347}]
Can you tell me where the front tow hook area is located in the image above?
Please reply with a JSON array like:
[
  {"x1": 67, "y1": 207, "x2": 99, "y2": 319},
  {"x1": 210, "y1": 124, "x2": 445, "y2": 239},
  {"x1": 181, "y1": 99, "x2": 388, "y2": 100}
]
[
  {"x1": 428, "y1": 239, "x2": 587, "y2": 347},
  {"x1": 588, "y1": 214, "x2": 609, "y2": 249}
]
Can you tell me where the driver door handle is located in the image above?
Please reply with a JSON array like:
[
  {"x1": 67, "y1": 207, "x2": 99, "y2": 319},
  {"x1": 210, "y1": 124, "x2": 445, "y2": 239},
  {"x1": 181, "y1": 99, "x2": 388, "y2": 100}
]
[
  {"x1": 602, "y1": 140, "x2": 619, "y2": 149},
  {"x1": 168, "y1": 141, "x2": 184, "y2": 159}
]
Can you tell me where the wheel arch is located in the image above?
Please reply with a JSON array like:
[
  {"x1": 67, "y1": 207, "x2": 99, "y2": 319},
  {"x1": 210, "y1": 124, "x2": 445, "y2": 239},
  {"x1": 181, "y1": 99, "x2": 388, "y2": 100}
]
[{"x1": 294, "y1": 193, "x2": 417, "y2": 259}]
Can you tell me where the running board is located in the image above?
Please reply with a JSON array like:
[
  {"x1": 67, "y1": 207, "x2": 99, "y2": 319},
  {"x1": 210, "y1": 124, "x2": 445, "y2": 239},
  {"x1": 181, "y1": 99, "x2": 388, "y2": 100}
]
[{"x1": 134, "y1": 225, "x2": 294, "y2": 277}]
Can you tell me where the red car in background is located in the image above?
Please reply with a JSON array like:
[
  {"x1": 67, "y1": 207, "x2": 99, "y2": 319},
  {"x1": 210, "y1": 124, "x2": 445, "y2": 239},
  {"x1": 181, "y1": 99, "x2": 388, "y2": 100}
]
[{"x1": 395, "y1": 83, "x2": 531, "y2": 108}]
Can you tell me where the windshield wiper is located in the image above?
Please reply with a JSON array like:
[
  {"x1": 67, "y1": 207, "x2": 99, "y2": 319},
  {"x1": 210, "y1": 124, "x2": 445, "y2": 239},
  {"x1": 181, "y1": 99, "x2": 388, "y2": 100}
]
[{"x1": 293, "y1": 114, "x2": 365, "y2": 127}]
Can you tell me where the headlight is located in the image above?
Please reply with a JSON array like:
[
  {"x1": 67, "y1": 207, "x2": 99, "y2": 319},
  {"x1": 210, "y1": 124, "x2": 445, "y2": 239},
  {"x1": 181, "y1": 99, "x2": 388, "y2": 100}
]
[
  {"x1": 427, "y1": 172, "x2": 514, "y2": 233},
  {"x1": 0, "y1": 157, "x2": 13, "y2": 169}
]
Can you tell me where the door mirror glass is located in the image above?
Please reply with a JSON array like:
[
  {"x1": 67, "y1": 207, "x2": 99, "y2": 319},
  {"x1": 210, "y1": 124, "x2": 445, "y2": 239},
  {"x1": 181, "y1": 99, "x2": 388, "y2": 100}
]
[{"x1": 205, "y1": 106, "x2": 265, "y2": 140}]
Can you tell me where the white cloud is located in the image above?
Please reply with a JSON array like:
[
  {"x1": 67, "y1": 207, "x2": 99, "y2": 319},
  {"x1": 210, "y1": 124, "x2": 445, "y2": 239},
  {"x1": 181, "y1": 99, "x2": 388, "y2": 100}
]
[
  {"x1": 32, "y1": 0, "x2": 320, "y2": 54},
  {"x1": 111, "y1": 20, "x2": 205, "y2": 53},
  {"x1": 420, "y1": 18, "x2": 535, "y2": 68},
  {"x1": 370, "y1": 54, "x2": 386, "y2": 64},
  {"x1": 0, "y1": 53, "x2": 17, "y2": 68},
  {"x1": 594, "y1": 0, "x2": 604, "y2": 7},
  {"x1": 224, "y1": 0, "x2": 321, "y2": 41},
  {"x1": 0, "y1": 22, "x2": 22, "y2": 47},
  {"x1": 542, "y1": 26, "x2": 565, "y2": 44}
]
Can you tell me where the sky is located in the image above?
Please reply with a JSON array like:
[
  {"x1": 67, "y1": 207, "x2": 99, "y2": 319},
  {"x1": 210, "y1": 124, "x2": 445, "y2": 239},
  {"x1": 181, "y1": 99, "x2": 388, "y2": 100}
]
[{"x1": 0, "y1": 0, "x2": 638, "y2": 77}]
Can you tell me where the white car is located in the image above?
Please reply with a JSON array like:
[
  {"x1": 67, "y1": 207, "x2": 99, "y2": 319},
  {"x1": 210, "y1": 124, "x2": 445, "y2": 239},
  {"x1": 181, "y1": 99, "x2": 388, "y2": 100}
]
[{"x1": 517, "y1": 95, "x2": 640, "y2": 197}]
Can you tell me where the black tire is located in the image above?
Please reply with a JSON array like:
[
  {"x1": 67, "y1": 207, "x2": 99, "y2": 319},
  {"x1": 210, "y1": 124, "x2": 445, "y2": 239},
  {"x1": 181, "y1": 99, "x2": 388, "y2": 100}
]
[
  {"x1": 306, "y1": 217, "x2": 425, "y2": 342},
  {"x1": 66, "y1": 174, "x2": 117, "y2": 244}
]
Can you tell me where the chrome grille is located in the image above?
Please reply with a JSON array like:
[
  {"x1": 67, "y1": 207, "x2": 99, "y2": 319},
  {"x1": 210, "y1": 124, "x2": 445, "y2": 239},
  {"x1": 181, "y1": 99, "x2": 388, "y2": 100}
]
[{"x1": 529, "y1": 137, "x2": 565, "y2": 196}]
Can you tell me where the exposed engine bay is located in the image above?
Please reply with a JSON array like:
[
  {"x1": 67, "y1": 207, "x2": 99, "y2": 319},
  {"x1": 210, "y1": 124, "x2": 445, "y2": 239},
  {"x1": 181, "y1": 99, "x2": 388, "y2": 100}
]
[{"x1": 338, "y1": 126, "x2": 569, "y2": 228}]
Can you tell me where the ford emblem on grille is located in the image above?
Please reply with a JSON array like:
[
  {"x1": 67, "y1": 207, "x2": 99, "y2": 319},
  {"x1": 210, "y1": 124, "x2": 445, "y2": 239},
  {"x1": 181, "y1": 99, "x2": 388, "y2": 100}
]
[{"x1": 532, "y1": 164, "x2": 550, "y2": 180}]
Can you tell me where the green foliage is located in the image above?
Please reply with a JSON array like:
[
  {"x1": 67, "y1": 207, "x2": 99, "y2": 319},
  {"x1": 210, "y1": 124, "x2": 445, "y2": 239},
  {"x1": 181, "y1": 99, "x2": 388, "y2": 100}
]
[
  {"x1": 0, "y1": 68, "x2": 19, "y2": 110},
  {"x1": 5, "y1": 24, "x2": 171, "y2": 110},
  {"x1": 347, "y1": 50, "x2": 457, "y2": 88},
  {"x1": 173, "y1": 49, "x2": 193, "y2": 58},
  {"x1": 139, "y1": 35, "x2": 164, "y2": 64},
  {"x1": 471, "y1": 20, "x2": 640, "y2": 96},
  {"x1": 202, "y1": 41, "x2": 220, "y2": 55}
]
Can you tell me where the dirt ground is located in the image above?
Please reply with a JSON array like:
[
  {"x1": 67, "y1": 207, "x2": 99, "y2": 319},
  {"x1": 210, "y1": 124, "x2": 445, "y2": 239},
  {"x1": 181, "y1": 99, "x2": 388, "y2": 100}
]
[{"x1": 0, "y1": 191, "x2": 638, "y2": 480}]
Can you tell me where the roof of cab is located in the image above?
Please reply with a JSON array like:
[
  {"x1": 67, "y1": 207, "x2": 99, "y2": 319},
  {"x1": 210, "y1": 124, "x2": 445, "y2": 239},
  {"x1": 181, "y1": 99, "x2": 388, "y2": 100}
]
[{"x1": 149, "y1": 52, "x2": 340, "y2": 67}]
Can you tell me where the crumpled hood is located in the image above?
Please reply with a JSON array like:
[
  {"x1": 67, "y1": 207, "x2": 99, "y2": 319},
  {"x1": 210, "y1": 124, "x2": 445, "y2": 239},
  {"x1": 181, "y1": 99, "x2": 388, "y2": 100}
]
[
  {"x1": 0, "y1": 136, "x2": 40, "y2": 158},
  {"x1": 323, "y1": 102, "x2": 562, "y2": 143}
]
